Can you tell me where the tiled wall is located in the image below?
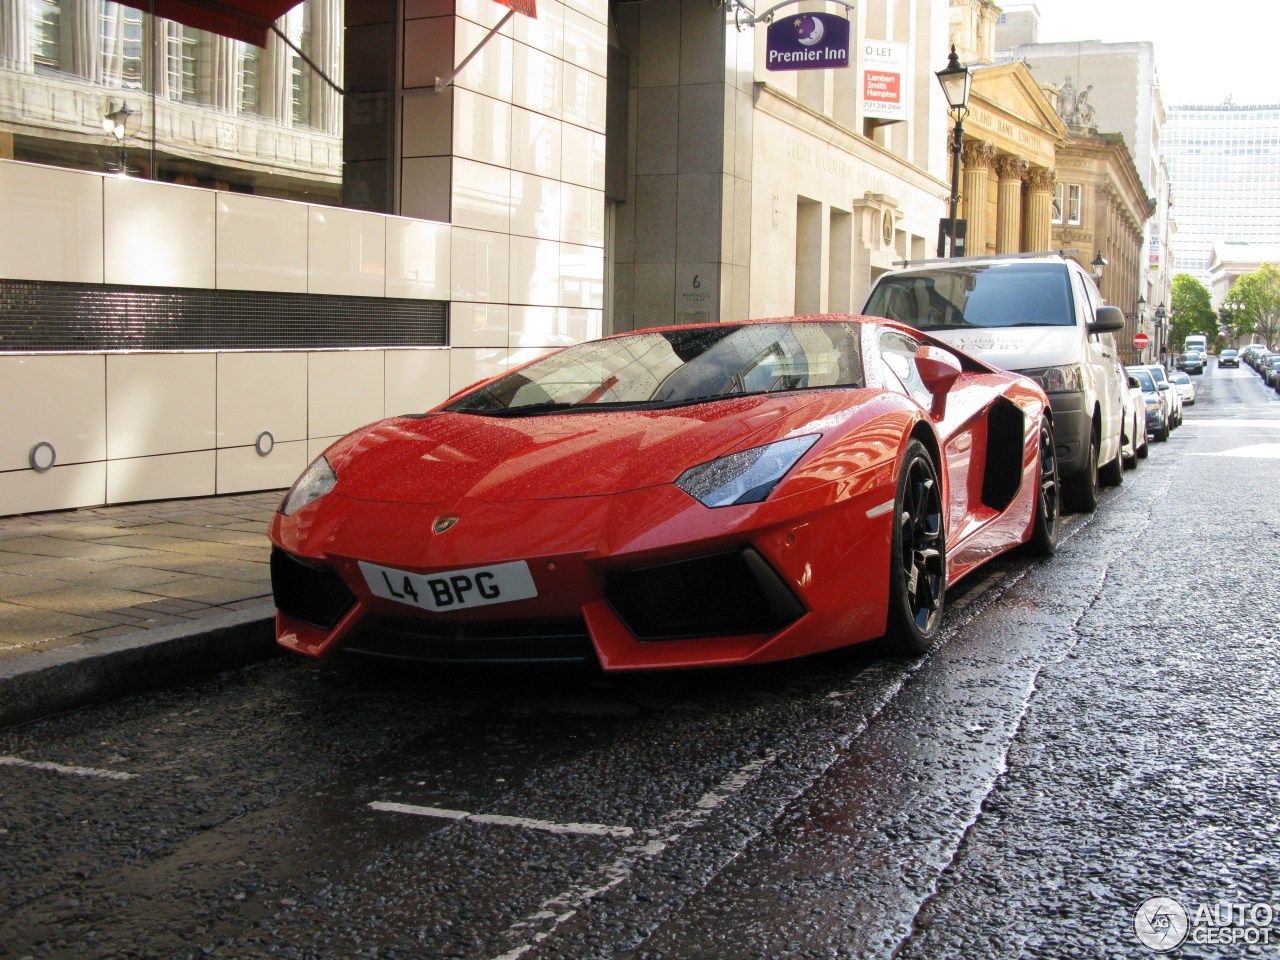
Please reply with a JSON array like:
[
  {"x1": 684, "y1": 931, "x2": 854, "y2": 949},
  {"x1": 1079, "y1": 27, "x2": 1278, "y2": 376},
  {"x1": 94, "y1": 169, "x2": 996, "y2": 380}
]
[{"x1": 0, "y1": 151, "x2": 603, "y2": 516}]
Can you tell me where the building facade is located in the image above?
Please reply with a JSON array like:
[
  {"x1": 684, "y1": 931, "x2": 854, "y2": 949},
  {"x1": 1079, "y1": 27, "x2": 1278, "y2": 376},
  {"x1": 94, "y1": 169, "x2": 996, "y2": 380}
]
[
  {"x1": 1164, "y1": 103, "x2": 1280, "y2": 288},
  {"x1": 994, "y1": 20, "x2": 1173, "y2": 348}
]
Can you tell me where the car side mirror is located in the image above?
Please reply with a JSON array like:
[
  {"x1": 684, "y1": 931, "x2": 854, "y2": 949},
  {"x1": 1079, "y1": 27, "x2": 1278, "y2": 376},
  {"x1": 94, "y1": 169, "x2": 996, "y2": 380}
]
[
  {"x1": 1088, "y1": 305, "x2": 1126, "y2": 334},
  {"x1": 1158, "y1": 383, "x2": 1170, "y2": 391},
  {"x1": 915, "y1": 345, "x2": 963, "y2": 419}
]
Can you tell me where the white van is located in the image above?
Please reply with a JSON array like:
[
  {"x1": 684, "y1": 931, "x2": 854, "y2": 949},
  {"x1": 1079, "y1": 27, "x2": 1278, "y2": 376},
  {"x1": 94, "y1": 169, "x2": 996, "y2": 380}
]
[{"x1": 861, "y1": 254, "x2": 1127, "y2": 512}]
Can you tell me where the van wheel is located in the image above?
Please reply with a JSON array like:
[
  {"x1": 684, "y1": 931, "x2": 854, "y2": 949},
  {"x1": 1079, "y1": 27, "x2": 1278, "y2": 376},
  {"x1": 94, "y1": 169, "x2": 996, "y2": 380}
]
[
  {"x1": 1065, "y1": 431, "x2": 1100, "y2": 513},
  {"x1": 1100, "y1": 443, "x2": 1123, "y2": 487}
]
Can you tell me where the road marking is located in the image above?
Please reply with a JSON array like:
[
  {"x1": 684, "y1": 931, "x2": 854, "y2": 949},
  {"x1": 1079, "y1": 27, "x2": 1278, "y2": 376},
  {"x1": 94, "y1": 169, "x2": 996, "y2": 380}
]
[
  {"x1": 0, "y1": 755, "x2": 138, "y2": 781},
  {"x1": 489, "y1": 753, "x2": 777, "y2": 960},
  {"x1": 367, "y1": 801, "x2": 634, "y2": 839},
  {"x1": 1181, "y1": 418, "x2": 1280, "y2": 428},
  {"x1": 1191, "y1": 443, "x2": 1280, "y2": 459}
]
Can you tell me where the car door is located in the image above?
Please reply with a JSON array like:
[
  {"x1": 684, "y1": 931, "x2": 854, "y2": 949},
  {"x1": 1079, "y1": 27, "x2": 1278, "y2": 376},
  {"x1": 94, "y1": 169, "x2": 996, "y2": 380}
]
[{"x1": 1071, "y1": 266, "x2": 1123, "y2": 466}]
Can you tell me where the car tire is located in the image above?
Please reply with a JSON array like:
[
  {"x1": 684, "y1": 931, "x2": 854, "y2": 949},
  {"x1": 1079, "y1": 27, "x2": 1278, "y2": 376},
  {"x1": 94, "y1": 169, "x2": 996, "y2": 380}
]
[
  {"x1": 1064, "y1": 430, "x2": 1100, "y2": 513},
  {"x1": 1100, "y1": 443, "x2": 1123, "y2": 486},
  {"x1": 1137, "y1": 436, "x2": 1150, "y2": 459},
  {"x1": 885, "y1": 439, "x2": 946, "y2": 656},
  {"x1": 1155, "y1": 423, "x2": 1169, "y2": 442},
  {"x1": 1024, "y1": 417, "x2": 1060, "y2": 558}
]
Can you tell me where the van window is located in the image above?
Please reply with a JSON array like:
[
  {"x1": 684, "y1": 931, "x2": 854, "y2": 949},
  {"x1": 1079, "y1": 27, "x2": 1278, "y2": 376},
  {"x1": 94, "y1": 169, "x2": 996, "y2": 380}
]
[{"x1": 864, "y1": 264, "x2": 1073, "y2": 330}]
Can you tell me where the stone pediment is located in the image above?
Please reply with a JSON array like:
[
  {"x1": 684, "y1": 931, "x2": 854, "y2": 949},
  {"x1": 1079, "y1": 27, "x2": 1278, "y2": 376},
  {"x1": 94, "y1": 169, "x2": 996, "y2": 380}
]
[{"x1": 964, "y1": 62, "x2": 1068, "y2": 169}]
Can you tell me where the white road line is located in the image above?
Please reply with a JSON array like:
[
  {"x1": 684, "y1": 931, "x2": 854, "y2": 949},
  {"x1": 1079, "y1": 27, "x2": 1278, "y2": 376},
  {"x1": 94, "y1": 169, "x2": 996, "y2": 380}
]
[
  {"x1": 0, "y1": 755, "x2": 138, "y2": 781},
  {"x1": 1191, "y1": 443, "x2": 1280, "y2": 458},
  {"x1": 489, "y1": 753, "x2": 777, "y2": 960},
  {"x1": 367, "y1": 801, "x2": 634, "y2": 839}
]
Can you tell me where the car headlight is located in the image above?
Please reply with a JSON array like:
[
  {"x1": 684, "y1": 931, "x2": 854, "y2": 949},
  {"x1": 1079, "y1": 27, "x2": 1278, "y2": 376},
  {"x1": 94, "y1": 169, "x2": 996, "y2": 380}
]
[
  {"x1": 280, "y1": 456, "x2": 338, "y2": 516},
  {"x1": 1145, "y1": 398, "x2": 1161, "y2": 411},
  {"x1": 1016, "y1": 364, "x2": 1084, "y2": 394},
  {"x1": 675, "y1": 435, "x2": 820, "y2": 508}
]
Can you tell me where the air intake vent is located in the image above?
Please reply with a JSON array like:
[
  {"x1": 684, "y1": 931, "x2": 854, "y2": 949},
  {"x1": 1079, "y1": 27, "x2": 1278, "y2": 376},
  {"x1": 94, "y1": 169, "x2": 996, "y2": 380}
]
[
  {"x1": 270, "y1": 548, "x2": 357, "y2": 629},
  {"x1": 605, "y1": 548, "x2": 804, "y2": 641}
]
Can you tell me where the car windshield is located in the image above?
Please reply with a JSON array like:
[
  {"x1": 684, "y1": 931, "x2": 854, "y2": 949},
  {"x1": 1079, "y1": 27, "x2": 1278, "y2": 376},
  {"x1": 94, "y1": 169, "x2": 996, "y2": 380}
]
[
  {"x1": 1171, "y1": 373, "x2": 1190, "y2": 383},
  {"x1": 863, "y1": 263, "x2": 1073, "y2": 330},
  {"x1": 445, "y1": 322, "x2": 866, "y2": 416},
  {"x1": 1129, "y1": 368, "x2": 1156, "y2": 391}
]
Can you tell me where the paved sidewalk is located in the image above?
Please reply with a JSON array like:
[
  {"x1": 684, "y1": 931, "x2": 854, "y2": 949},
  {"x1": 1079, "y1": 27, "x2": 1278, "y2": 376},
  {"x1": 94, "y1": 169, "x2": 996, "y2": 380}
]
[{"x1": 0, "y1": 491, "x2": 284, "y2": 726}]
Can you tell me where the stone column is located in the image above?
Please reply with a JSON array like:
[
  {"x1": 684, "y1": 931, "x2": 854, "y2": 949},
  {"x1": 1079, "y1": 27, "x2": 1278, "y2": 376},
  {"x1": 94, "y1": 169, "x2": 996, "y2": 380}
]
[
  {"x1": 994, "y1": 155, "x2": 1027, "y2": 254},
  {"x1": 1022, "y1": 166, "x2": 1055, "y2": 253},
  {"x1": 0, "y1": 1, "x2": 33, "y2": 72},
  {"x1": 961, "y1": 142, "x2": 994, "y2": 256},
  {"x1": 1093, "y1": 186, "x2": 1113, "y2": 299}
]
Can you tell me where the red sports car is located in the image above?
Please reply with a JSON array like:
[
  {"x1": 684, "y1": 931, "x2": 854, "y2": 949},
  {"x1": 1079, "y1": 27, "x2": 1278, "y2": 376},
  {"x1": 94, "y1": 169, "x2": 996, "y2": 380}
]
[{"x1": 269, "y1": 316, "x2": 1059, "y2": 670}]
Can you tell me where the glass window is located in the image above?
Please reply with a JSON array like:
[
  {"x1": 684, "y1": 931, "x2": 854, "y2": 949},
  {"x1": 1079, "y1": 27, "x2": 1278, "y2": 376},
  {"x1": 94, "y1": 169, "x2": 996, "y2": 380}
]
[
  {"x1": 445, "y1": 322, "x2": 867, "y2": 414},
  {"x1": 32, "y1": 0, "x2": 63, "y2": 71},
  {"x1": 1067, "y1": 184, "x2": 1082, "y2": 225}
]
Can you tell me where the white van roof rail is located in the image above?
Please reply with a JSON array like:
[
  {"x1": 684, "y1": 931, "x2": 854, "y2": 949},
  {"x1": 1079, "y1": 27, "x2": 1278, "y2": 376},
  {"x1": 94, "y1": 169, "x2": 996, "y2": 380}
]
[{"x1": 891, "y1": 249, "x2": 1080, "y2": 268}]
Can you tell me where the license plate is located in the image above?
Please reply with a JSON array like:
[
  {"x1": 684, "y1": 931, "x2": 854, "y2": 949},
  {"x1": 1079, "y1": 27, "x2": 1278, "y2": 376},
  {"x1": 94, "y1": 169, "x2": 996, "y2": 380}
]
[{"x1": 359, "y1": 559, "x2": 538, "y2": 612}]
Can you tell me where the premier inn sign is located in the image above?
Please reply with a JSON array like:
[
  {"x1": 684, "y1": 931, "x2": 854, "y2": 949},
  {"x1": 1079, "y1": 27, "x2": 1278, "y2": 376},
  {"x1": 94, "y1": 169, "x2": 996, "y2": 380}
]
[{"x1": 766, "y1": 13, "x2": 851, "y2": 71}]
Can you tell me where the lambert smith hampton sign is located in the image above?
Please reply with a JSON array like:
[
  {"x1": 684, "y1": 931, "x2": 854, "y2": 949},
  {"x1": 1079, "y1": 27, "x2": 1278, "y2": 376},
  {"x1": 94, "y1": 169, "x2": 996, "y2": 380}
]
[
  {"x1": 766, "y1": 13, "x2": 851, "y2": 71},
  {"x1": 861, "y1": 41, "x2": 909, "y2": 120}
]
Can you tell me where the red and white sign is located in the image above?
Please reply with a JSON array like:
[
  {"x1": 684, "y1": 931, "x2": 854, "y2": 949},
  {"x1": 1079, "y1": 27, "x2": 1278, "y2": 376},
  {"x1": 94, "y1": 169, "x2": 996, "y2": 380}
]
[
  {"x1": 1133, "y1": 332, "x2": 1150, "y2": 349},
  {"x1": 861, "y1": 41, "x2": 908, "y2": 121},
  {"x1": 492, "y1": 0, "x2": 537, "y2": 18}
]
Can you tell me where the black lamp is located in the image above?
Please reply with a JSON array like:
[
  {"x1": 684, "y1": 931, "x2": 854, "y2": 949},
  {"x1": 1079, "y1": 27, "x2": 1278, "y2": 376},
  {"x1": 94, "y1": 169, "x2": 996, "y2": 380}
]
[{"x1": 935, "y1": 46, "x2": 972, "y2": 257}]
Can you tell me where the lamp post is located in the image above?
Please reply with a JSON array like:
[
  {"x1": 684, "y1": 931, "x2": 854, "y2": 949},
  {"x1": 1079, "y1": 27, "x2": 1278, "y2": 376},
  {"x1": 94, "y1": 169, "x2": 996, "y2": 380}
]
[
  {"x1": 102, "y1": 103, "x2": 133, "y2": 174},
  {"x1": 935, "y1": 46, "x2": 972, "y2": 258},
  {"x1": 1225, "y1": 298, "x2": 1244, "y2": 346},
  {"x1": 1154, "y1": 303, "x2": 1168, "y2": 368}
]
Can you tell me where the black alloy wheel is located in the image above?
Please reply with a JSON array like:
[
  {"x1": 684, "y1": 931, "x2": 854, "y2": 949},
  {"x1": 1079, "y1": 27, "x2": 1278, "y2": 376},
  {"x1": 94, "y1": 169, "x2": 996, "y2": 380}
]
[
  {"x1": 886, "y1": 439, "x2": 946, "y2": 655},
  {"x1": 1025, "y1": 417, "x2": 1060, "y2": 557}
]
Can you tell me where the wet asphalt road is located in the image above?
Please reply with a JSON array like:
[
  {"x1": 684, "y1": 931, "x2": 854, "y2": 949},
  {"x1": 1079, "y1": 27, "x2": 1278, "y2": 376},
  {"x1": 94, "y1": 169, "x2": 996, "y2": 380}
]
[{"x1": 2, "y1": 362, "x2": 1279, "y2": 959}]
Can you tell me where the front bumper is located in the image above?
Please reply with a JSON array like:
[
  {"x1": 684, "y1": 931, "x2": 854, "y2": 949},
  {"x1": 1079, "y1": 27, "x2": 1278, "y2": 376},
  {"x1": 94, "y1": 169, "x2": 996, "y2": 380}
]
[
  {"x1": 1042, "y1": 391, "x2": 1091, "y2": 478},
  {"x1": 268, "y1": 479, "x2": 897, "y2": 671}
]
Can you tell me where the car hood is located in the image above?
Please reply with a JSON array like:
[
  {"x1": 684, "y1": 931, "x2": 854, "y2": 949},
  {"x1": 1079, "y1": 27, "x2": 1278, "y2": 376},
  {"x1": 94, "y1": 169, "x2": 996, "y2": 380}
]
[
  {"x1": 926, "y1": 326, "x2": 1084, "y2": 373},
  {"x1": 326, "y1": 393, "x2": 858, "y2": 504}
]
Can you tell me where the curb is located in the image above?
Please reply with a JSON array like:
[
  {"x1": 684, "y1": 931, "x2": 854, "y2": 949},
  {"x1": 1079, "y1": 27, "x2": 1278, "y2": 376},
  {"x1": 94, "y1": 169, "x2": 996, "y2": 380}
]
[{"x1": 0, "y1": 602, "x2": 279, "y2": 729}]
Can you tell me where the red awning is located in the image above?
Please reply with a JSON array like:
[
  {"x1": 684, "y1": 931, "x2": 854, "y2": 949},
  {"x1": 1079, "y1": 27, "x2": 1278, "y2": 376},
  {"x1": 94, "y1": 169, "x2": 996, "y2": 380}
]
[{"x1": 146, "y1": 0, "x2": 301, "y2": 47}]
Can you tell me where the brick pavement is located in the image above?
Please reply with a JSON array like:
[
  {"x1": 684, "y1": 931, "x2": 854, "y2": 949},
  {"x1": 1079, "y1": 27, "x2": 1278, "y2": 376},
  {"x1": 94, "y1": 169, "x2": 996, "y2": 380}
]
[{"x1": 0, "y1": 491, "x2": 281, "y2": 663}]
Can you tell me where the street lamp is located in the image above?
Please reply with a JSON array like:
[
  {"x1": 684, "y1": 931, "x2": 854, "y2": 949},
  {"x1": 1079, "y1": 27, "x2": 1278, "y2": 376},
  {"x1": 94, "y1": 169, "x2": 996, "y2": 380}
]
[
  {"x1": 1091, "y1": 251, "x2": 1108, "y2": 277},
  {"x1": 1154, "y1": 303, "x2": 1168, "y2": 366},
  {"x1": 1225, "y1": 298, "x2": 1244, "y2": 346},
  {"x1": 935, "y1": 45, "x2": 972, "y2": 258},
  {"x1": 102, "y1": 103, "x2": 133, "y2": 174}
]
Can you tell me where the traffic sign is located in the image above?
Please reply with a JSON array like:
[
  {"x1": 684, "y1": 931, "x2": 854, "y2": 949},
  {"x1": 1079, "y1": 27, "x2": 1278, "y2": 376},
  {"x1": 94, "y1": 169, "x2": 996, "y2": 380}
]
[{"x1": 1133, "y1": 332, "x2": 1150, "y2": 349}]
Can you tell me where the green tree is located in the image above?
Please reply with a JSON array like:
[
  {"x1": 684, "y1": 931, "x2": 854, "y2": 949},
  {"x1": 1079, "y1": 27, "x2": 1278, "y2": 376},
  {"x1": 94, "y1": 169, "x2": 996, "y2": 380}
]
[
  {"x1": 1228, "y1": 263, "x2": 1280, "y2": 349},
  {"x1": 1169, "y1": 274, "x2": 1217, "y2": 350}
]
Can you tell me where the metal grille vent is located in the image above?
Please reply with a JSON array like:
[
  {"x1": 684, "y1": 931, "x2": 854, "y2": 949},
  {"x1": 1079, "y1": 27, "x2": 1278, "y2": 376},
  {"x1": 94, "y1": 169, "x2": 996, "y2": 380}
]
[{"x1": 0, "y1": 279, "x2": 447, "y2": 353}]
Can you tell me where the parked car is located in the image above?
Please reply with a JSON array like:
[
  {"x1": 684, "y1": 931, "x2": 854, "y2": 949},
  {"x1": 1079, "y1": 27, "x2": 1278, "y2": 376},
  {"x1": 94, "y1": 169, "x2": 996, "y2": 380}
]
[
  {"x1": 1118, "y1": 362, "x2": 1149, "y2": 467},
  {"x1": 1176, "y1": 352, "x2": 1205, "y2": 374},
  {"x1": 1265, "y1": 356, "x2": 1280, "y2": 388},
  {"x1": 1168, "y1": 370, "x2": 1196, "y2": 405},
  {"x1": 859, "y1": 254, "x2": 1125, "y2": 513},
  {"x1": 1244, "y1": 345, "x2": 1271, "y2": 369},
  {"x1": 1218, "y1": 349, "x2": 1239, "y2": 368},
  {"x1": 270, "y1": 316, "x2": 1061, "y2": 668},
  {"x1": 1127, "y1": 366, "x2": 1169, "y2": 442},
  {"x1": 1143, "y1": 364, "x2": 1182, "y2": 429}
]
